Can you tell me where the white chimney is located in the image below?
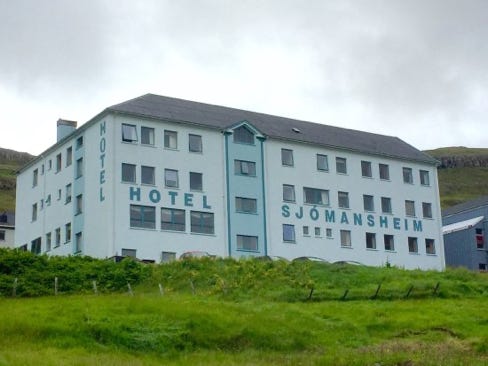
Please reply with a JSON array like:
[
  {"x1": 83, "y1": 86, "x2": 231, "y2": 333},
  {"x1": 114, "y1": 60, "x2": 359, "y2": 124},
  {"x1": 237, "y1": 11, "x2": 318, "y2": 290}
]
[{"x1": 57, "y1": 119, "x2": 77, "y2": 142}]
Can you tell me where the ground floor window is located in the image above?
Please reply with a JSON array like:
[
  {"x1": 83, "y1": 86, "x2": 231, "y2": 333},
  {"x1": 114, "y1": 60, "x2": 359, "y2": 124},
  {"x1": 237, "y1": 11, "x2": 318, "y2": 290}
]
[
  {"x1": 161, "y1": 251, "x2": 176, "y2": 263},
  {"x1": 366, "y1": 232, "x2": 376, "y2": 249},
  {"x1": 425, "y1": 239, "x2": 436, "y2": 254},
  {"x1": 45, "y1": 232, "x2": 51, "y2": 251},
  {"x1": 237, "y1": 235, "x2": 258, "y2": 251},
  {"x1": 384, "y1": 235, "x2": 395, "y2": 251},
  {"x1": 65, "y1": 223, "x2": 71, "y2": 243},
  {"x1": 31, "y1": 237, "x2": 41, "y2": 254},
  {"x1": 0, "y1": 230, "x2": 5, "y2": 241},
  {"x1": 282, "y1": 224, "x2": 296, "y2": 242},
  {"x1": 161, "y1": 207, "x2": 185, "y2": 231},
  {"x1": 340, "y1": 230, "x2": 351, "y2": 247},
  {"x1": 122, "y1": 248, "x2": 137, "y2": 258},
  {"x1": 408, "y1": 237, "x2": 418, "y2": 253},
  {"x1": 75, "y1": 232, "x2": 83, "y2": 253},
  {"x1": 190, "y1": 211, "x2": 214, "y2": 234},
  {"x1": 130, "y1": 205, "x2": 156, "y2": 229}
]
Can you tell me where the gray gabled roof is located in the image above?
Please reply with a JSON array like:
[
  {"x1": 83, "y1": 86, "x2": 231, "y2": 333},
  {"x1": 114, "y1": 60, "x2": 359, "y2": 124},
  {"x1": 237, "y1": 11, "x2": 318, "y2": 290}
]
[
  {"x1": 107, "y1": 94, "x2": 437, "y2": 165},
  {"x1": 442, "y1": 195, "x2": 488, "y2": 217}
]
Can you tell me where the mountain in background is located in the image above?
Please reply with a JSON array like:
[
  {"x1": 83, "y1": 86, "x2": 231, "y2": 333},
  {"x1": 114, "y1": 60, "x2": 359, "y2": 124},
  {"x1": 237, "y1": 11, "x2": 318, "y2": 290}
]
[
  {"x1": 0, "y1": 146, "x2": 487, "y2": 213},
  {"x1": 0, "y1": 148, "x2": 35, "y2": 212}
]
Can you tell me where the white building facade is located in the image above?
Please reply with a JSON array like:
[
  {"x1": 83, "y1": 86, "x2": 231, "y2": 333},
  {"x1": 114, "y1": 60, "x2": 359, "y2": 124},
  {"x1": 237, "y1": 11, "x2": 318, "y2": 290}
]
[{"x1": 15, "y1": 94, "x2": 445, "y2": 269}]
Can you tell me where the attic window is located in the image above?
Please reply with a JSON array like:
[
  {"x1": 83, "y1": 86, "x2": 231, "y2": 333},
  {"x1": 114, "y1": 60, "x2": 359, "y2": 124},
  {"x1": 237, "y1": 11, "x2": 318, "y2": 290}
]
[
  {"x1": 292, "y1": 128, "x2": 301, "y2": 133},
  {"x1": 233, "y1": 126, "x2": 254, "y2": 144}
]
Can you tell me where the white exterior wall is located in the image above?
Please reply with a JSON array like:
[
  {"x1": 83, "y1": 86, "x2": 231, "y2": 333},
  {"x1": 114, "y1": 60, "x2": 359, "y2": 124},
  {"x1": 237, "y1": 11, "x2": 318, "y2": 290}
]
[
  {"x1": 264, "y1": 140, "x2": 444, "y2": 270},
  {"x1": 0, "y1": 226, "x2": 15, "y2": 248}
]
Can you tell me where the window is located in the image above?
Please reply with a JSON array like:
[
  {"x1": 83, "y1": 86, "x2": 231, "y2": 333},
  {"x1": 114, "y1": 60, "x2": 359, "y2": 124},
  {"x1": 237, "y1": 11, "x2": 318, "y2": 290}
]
[
  {"x1": 31, "y1": 238, "x2": 41, "y2": 255},
  {"x1": 0, "y1": 230, "x2": 5, "y2": 241},
  {"x1": 384, "y1": 235, "x2": 395, "y2": 251},
  {"x1": 56, "y1": 153, "x2": 62, "y2": 172},
  {"x1": 282, "y1": 224, "x2": 296, "y2": 242},
  {"x1": 283, "y1": 184, "x2": 296, "y2": 202},
  {"x1": 304, "y1": 187, "x2": 329, "y2": 205},
  {"x1": 381, "y1": 197, "x2": 392, "y2": 214},
  {"x1": 338, "y1": 191, "x2": 349, "y2": 209},
  {"x1": 403, "y1": 167, "x2": 413, "y2": 184},
  {"x1": 236, "y1": 197, "x2": 257, "y2": 213},
  {"x1": 408, "y1": 237, "x2": 418, "y2": 253},
  {"x1": 55, "y1": 228, "x2": 61, "y2": 247},
  {"x1": 161, "y1": 251, "x2": 176, "y2": 263},
  {"x1": 75, "y1": 232, "x2": 82, "y2": 253},
  {"x1": 336, "y1": 157, "x2": 347, "y2": 174},
  {"x1": 189, "y1": 134, "x2": 202, "y2": 152},
  {"x1": 234, "y1": 160, "x2": 256, "y2": 176},
  {"x1": 164, "y1": 169, "x2": 179, "y2": 188},
  {"x1": 76, "y1": 136, "x2": 83, "y2": 149},
  {"x1": 476, "y1": 228, "x2": 484, "y2": 249},
  {"x1": 65, "y1": 184, "x2": 72, "y2": 204},
  {"x1": 363, "y1": 195, "x2": 374, "y2": 212},
  {"x1": 422, "y1": 202, "x2": 432, "y2": 218},
  {"x1": 46, "y1": 194, "x2": 51, "y2": 206},
  {"x1": 75, "y1": 194, "x2": 83, "y2": 215},
  {"x1": 121, "y1": 248, "x2": 137, "y2": 258},
  {"x1": 233, "y1": 126, "x2": 254, "y2": 144},
  {"x1": 317, "y1": 154, "x2": 329, "y2": 171},
  {"x1": 32, "y1": 203, "x2": 37, "y2": 221},
  {"x1": 405, "y1": 200, "x2": 415, "y2": 216},
  {"x1": 66, "y1": 147, "x2": 72, "y2": 167},
  {"x1": 45, "y1": 232, "x2": 51, "y2": 251},
  {"x1": 122, "y1": 163, "x2": 136, "y2": 183},
  {"x1": 48, "y1": 159, "x2": 52, "y2": 170},
  {"x1": 141, "y1": 166, "x2": 155, "y2": 185},
  {"x1": 161, "y1": 207, "x2": 185, "y2": 231},
  {"x1": 33, "y1": 169, "x2": 38, "y2": 187},
  {"x1": 326, "y1": 228, "x2": 332, "y2": 238},
  {"x1": 57, "y1": 189, "x2": 62, "y2": 201},
  {"x1": 76, "y1": 158, "x2": 83, "y2": 178},
  {"x1": 379, "y1": 163, "x2": 389, "y2": 180},
  {"x1": 141, "y1": 126, "x2": 155, "y2": 145},
  {"x1": 40, "y1": 199, "x2": 44, "y2": 210},
  {"x1": 164, "y1": 130, "x2": 177, "y2": 149},
  {"x1": 366, "y1": 232, "x2": 376, "y2": 249},
  {"x1": 281, "y1": 149, "x2": 294, "y2": 166},
  {"x1": 41, "y1": 164, "x2": 44, "y2": 175},
  {"x1": 361, "y1": 161, "x2": 372, "y2": 177},
  {"x1": 340, "y1": 230, "x2": 351, "y2": 247},
  {"x1": 190, "y1": 211, "x2": 214, "y2": 234},
  {"x1": 303, "y1": 226, "x2": 309, "y2": 236},
  {"x1": 479, "y1": 263, "x2": 486, "y2": 271},
  {"x1": 420, "y1": 170, "x2": 430, "y2": 186},
  {"x1": 122, "y1": 124, "x2": 138, "y2": 143},
  {"x1": 314, "y1": 227, "x2": 321, "y2": 237},
  {"x1": 65, "y1": 223, "x2": 71, "y2": 243},
  {"x1": 237, "y1": 235, "x2": 258, "y2": 251},
  {"x1": 130, "y1": 205, "x2": 156, "y2": 229},
  {"x1": 190, "y1": 172, "x2": 203, "y2": 191},
  {"x1": 425, "y1": 239, "x2": 436, "y2": 254}
]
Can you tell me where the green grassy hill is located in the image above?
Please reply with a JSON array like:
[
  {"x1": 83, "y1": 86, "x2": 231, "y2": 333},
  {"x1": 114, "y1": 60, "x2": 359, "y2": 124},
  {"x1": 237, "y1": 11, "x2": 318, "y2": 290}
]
[
  {"x1": 0, "y1": 148, "x2": 34, "y2": 212},
  {"x1": 1, "y1": 250, "x2": 487, "y2": 365}
]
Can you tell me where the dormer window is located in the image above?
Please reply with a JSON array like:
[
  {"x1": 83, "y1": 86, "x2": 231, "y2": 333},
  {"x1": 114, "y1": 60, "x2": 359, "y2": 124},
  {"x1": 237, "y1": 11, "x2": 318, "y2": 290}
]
[{"x1": 233, "y1": 126, "x2": 254, "y2": 144}]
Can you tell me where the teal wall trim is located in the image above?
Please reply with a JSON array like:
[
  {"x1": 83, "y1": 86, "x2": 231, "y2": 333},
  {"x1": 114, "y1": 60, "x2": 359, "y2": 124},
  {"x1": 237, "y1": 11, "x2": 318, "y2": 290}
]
[
  {"x1": 224, "y1": 132, "x2": 232, "y2": 257},
  {"x1": 258, "y1": 137, "x2": 268, "y2": 256},
  {"x1": 72, "y1": 136, "x2": 85, "y2": 254}
]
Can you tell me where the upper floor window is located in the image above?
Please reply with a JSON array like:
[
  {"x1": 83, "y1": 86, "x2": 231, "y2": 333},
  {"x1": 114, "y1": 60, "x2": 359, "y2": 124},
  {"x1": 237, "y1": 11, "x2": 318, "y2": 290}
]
[
  {"x1": 76, "y1": 158, "x2": 83, "y2": 178},
  {"x1": 283, "y1": 184, "x2": 296, "y2": 202},
  {"x1": 189, "y1": 134, "x2": 203, "y2": 153},
  {"x1": 130, "y1": 204, "x2": 156, "y2": 229},
  {"x1": 403, "y1": 167, "x2": 413, "y2": 184},
  {"x1": 340, "y1": 230, "x2": 352, "y2": 247},
  {"x1": 361, "y1": 161, "x2": 372, "y2": 178},
  {"x1": 161, "y1": 207, "x2": 185, "y2": 231},
  {"x1": 32, "y1": 203, "x2": 38, "y2": 221},
  {"x1": 476, "y1": 228, "x2": 484, "y2": 249},
  {"x1": 65, "y1": 184, "x2": 72, "y2": 204},
  {"x1": 338, "y1": 191, "x2": 350, "y2": 209},
  {"x1": 379, "y1": 163, "x2": 389, "y2": 180},
  {"x1": 384, "y1": 234, "x2": 395, "y2": 251},
  {"x1": 420, "y1": 170, "x2": 430, "y2": 186},
  {"x1": 190, "y1": 211, "x2": 214, "y2": 234},
  {"x1": 164, "y1": 169, "x2": 179, "y2": 188},
  {"x1": 425, "y1": 239, "x2": 436, "y2": 254},
  {"x1": 363, "y1": 195, "x2": 374, "y2": 212},
  {"x1": 317, "y1": 154, "x2": 329, "y2": 171},
  {"x1": 405, "y1": 200, "x2": 415, "y2": 216},
  {"x1": 65, "y1": 222, "x2": 72, "y2": 242},
  {"x1": 234, "y1": 160, "x2": 256, "y2": 176},
  {"x1": 75, "y1": 194, "x2": 83, "y2": 215},
  {"x1": 233, "y1": 126, "x2": 254, "y2": 144},
  {"x1": 190, "y1": 172, "x2": 203, "y2": 191},
  {"x1": 283, "y1": 224, "x2": 296, "y2": 243},
  {"x1": 422, "y1": 202, "x2": 433, "y2": 218},
  {"x1": 48, "y1": 159, "x2": 52, "y2": 170},
  {"x1": 336, "y1": 157, "x2": 347, "y2": 174},
  {"x1": 122, "y1": 124, "x2": 138, "y2": 143},
  {"x1": 366, "y1": 232, "x2": 376, "y2": 249},
  {"x1": 408, "y1": 237, "x2": 418, "y2": 253},
  {"x1": 281, "y1": 149, "x2": 294, "y2": 166},
  {"x1": 66, "y1": 147, "x2": 72, "y2": 167},
  {"x1": 236, "y1": 197, "x2": 257, "y2": 214},
  {"x1": 122, "y1": 163, "x2": 136, "y2": 183},
  {"x1": 303, "y1": 187, "x2": 329, "y2": 206},
  {"x1": 381, "y1": 197, "x2": 392, "y2": 214},
  {"x1": 76, "y1": 136, "x2": 84, "y2": 149},
  {"x1": 141, "y1": 126, "x2": 155, "y2": 145},
  {"x1": 33, "y1": 169, "x2": 38, "y2": 187},
  {"x1": 141, "y1": 166, "x2": 155, "y2": 185},
  {"x1": 164, "y1": 130, "x2": 177, "y2": 149},
  {"x1": 56, "y1": 153, "x2": 62, "y2": 172},
  {"x1": 237, "y1": 235, "x2": 258, "y2": 251}
]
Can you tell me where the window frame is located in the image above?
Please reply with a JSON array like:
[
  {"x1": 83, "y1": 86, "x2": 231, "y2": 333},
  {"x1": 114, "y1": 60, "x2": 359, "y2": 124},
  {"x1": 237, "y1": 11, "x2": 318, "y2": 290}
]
[
  {"x1": 403, "y1": 167, "x2": 413, "y2": 184},
  {"x1": 76, "y1": 157, "x2": 83, "y2": 178},
  {"x1": 65, "y1": 183, "x2": 72, "y2": 204},
  {"x1": 338, "y1": 191, "x2": 350, "y2": 209},
  {"x1": 141, "y1": 126, "x2": 155, "y2": 145},
  {"x1": 303, "y1": 187, "x2": 330, "y2": 206},
  {"x1": 189, "y1": 172, "x2": 203, "y2": 191},
  {"x1": 161, "y1": 207, "x2": 186, "y2": 231},
  {"x1": 340, "y1": 230, "x2": 352, "y2": 247},
  {"x1": 422, "y1": 202, "x2": 433, "y2": 218},
  {"x1": 233, "y1": 126, "x2": 255, "y2": 144},
  {"x1": 75, "y1": 194, "x2": 83, "y2": 215},
  {"x1": 189, "y1": 134, "x2": 203, "y2": 153},
  {"x1": 363, "y1": 195, "x2": 374, "y2": 212},
  {"x1": 282, "y1": 224, "x2": 296, "y2": 243},
  {"x1": 130, "y1": 204, "x2": 156, "y2": 229},
  {"x1": 420, "y1": 170, "x2": 430, "y2": 186},
  {"x1": 408, "y1": 237, "x2": 418, "y2": 253},
  {"x1": 164, "y1": 169, "x2": 179, "y2": 188},
  {"x1": 405, "y1": 200, "x2": 416, "y2": 217},
  {"x1": 190, "y1": 211, "x2": 215, "y2": 234},
  {"x1": 236, "y1": 234, "x2": 258, "y2": 251},
  {"x1": 282, "y1": 184, "x2": 296, "y2": 202},
  {"x1": 381, "y1": 197, "x2": 392, "y2": 214},
  {"x1": 361, "y1": 161, "x2": 372, "y2": 178},
  {"x1": 336, "y1": 157, "x2": 347, "y2": 174},
  {"x1": 234, "y1": 159, "x2": 256, "y2": 176},
  {"x1": 316, "y1": 154, "x2": 329, "y2": 171},
  {"x1": 164, "y1": 130, "x2": 178, "y2": 149},
  {"x1": 235, "y1": 197, "x2": 258, "y2": 214},
  {"x1": 281, "y1": 149, "x2": 294, "y2": 167},
  {"x1": 141, "y1": 165, "x2": 156, "y2": 185},
  {"x1": 122, "y1": 163, "x2": 137, "y2": 183},
  {"x1": 122, "y1": 123, "x2": 138, "y2": 143},
  {"x1": 384, "y1": 234, "x2": 395, "y2": 251},
  {"x1": 65, "y1": 222, "x2": 71, "y2": 243},
  {"x1": 66, "y1": 146, "x2": 72, "y2": 167},
  {"x1": 425, "y1": 239, "x2": 436, "y2": 254},
  {"x1": 379, "y1": 163, "x2": 390, "y2": 180},
  {"x1": 366, "y1": 232, "x2": 376, "y2": 249}
]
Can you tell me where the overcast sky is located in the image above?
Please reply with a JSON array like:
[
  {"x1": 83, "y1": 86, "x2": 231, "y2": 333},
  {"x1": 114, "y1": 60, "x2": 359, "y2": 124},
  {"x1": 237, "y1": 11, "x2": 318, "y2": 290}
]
[{"x1": 1, "y1": 0, "x2": 486, "y2": 155}]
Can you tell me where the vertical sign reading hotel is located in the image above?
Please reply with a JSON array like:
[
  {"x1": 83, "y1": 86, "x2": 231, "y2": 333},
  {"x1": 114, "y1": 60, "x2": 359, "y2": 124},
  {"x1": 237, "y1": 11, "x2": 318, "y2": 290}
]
[{"x1": 99, "y1": 121, "x2": 106, "y2": 202}]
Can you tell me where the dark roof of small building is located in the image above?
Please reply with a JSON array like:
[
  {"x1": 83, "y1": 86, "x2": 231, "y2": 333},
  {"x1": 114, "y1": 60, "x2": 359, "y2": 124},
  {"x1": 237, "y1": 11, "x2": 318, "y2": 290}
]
[
  {"x1": 442, "y1": 195, "x2": 488, "y2": 217},
  {"x1": 107, "y1": 94, "x2": 437, "y2": 164},
  {"x1": 0, "y1": 211, "x2": 15, "y2": 227}
]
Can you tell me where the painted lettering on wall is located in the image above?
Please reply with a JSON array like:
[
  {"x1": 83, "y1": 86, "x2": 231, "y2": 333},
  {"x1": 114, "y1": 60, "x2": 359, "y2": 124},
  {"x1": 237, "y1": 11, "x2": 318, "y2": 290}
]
[
  {"x1": 99, "y1": 121, "x2": 106, "y2": 202},
  {"x1": 281, "y1": 204, "x2": 423, "y2": 232},
  {"x1": 129, "y1": 186, "x2": 212, "y2": 209}
]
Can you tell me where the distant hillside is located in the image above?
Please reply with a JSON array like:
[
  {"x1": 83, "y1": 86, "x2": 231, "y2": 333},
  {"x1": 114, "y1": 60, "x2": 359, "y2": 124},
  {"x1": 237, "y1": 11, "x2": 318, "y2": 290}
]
[
  {"x1": 0, "y1": 148, "x2": 35, "y2": 212},
  {"x1": 424, "y1": 147, "x2": 488, "y2": 208}
]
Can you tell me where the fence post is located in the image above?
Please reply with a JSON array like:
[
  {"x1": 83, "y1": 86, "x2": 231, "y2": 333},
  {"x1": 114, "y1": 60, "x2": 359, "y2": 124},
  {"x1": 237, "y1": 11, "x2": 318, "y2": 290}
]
[
  {"x1": 159, "y1": 283, "x2": 164, "y2": 296},
  {"x1": 371, "y1": 283, "x2": 382, "y2": 300},
  {"x1": 433, "y1": 282, "x2": 440, "y2": 296},
  {"x1": 190, "y1": 280, "x2": 196, "y2": 295},
  {"x1": 307, "y1": 286, "x2": 314, "y2": 301},
  {"x1": 13, "y1": 277, "x2": 18, "y2": 298},
  {"x1": 127, "y1": 282, "x2": 133, "y2": 296},
  {"x1": 341, "y1": 289, "x2": 349, "y2": 301},
  {"x1": 92, "y1": 280, "x2": 98, "y2": 295},
  {"x1": 405, "y1": 285, "x2": 414, "y2": 298},
  {"x1": 54, "y1": 277, "x2": 58, "y2": 296}
]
